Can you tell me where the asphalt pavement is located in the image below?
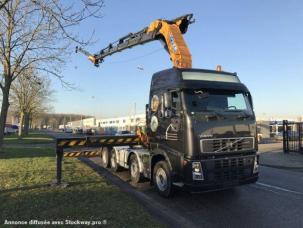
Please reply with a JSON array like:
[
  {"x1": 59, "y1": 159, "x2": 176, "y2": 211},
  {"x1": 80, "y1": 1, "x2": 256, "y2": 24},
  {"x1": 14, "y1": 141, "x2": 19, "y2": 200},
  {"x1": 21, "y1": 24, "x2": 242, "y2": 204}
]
[
  {"x1": 86, "y1": 156, "x2": 303, "y2": 228},
  {"x1": 49, "y1": 131, "x2": 303, "y2": 227}
]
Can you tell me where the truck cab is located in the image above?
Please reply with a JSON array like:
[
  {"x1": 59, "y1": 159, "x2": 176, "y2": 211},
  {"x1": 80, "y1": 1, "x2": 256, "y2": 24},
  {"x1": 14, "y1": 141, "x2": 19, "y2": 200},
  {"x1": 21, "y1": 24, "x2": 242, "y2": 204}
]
[{"x1": 147, "y1": 68, "x2": 259, "y2": 196}]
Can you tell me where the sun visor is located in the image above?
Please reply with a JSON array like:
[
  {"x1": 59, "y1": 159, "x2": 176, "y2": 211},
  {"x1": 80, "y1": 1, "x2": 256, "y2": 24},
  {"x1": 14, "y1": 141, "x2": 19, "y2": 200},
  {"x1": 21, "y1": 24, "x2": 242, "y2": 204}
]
[{"x1": 182, "y1": 72, "x2": 240, "y2": 83}]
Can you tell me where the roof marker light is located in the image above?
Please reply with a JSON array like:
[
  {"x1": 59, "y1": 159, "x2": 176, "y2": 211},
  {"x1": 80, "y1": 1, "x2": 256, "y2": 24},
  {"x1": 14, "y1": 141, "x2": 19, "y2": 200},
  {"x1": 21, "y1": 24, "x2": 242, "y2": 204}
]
[{"x1": 216, "y1": 65, "x2": 222, "y2": 72}]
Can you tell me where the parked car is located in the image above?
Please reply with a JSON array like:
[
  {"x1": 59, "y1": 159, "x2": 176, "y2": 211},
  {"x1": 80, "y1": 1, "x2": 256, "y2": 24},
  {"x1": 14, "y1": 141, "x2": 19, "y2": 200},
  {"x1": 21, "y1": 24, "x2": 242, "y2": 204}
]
[
  {"x1": 64, "y1": 128, "x2": 73, "y2": 133},
  {"x1": 274, "y1": 132, "x2": 283, "y2": 141},
  {"x1": 85, "y1": 128, "x2": 93, "y2": 135},
  {"x1": 274, "y1": 131, "x2": 299, "y2": 142},
  {"x1": 73, "y1": 128, "x2": 83, "y2": 134},
  {"x1": 4, "y1": 124, "x2": 18, "y2": 135}
]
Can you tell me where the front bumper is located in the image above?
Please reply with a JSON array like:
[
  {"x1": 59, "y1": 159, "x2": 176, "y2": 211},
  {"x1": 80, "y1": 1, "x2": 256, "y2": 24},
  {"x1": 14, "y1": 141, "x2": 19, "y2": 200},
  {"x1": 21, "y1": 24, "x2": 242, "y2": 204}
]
[
  {"x1": 183, "y1": 175, "x2": 258, "y2": 193},
  {"x1": 180, "y1": 154, "x2": 259, "y2": 192}
]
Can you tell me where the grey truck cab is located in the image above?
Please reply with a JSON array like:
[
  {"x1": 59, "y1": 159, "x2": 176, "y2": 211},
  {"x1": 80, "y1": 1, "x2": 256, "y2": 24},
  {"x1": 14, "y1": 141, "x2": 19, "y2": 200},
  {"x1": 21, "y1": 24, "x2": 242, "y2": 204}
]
[{"x1": 147, "y1": 68, "x2": 259, "y2": 196}]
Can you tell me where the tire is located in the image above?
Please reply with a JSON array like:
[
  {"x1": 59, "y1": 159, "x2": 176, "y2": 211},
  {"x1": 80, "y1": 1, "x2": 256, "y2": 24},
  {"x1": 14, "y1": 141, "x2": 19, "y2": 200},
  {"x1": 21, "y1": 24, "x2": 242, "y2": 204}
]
[
  {"x1": 110, "y1": 149, "x2": 121, "y2": 172},
  {"x1": 100, "y1": 147, "x2": 110, "y2": 168},
  {"x1": 153, "y1": 160, "x2": 174, "y2": 197},
  {"x1": 129, "y1": 154, "x2": 142, "y2": 183}
]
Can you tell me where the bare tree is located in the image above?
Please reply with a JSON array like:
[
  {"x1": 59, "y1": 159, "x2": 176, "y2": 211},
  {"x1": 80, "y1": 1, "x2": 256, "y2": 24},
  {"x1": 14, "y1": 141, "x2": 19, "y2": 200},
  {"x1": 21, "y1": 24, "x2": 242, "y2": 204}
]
[
  {"x1": 0, "y1": 0, "x2": 104, "y2": 145},
  {"x1": 10, "y1": 67, "x2": 53, "y2": 136},
  {"x1": 0, "y1": 0, "x2": 10, "y2": 10}
]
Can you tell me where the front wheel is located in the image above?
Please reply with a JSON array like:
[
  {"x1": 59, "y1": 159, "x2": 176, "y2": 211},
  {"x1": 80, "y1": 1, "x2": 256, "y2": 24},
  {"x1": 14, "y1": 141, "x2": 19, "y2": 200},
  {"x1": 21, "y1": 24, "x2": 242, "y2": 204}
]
[{"x1": 153, "y1": 161, "x2": 173, "y2": 197}]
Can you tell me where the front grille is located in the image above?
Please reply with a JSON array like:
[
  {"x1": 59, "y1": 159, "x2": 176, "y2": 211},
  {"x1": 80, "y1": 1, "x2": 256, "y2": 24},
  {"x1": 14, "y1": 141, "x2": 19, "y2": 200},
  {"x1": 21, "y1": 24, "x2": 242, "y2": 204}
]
[
  {"x1": 206, "y1": 156, "x2": 254, "y2": 182},
  {"x1": 201, "y1": 137, "x2": 254, "y2": 153}
]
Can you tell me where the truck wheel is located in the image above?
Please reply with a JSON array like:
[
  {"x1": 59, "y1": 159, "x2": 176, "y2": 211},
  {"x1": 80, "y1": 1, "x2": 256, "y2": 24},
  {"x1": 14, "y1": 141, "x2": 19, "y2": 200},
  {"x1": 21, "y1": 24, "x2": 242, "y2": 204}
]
[
  {"x1": 153, "y1": 161, "x2": 173, "y2": 197},
  {"x1": 100, "y1": 147, "x2": 110, "y2": 168},
  {"x1": 110, "y1": 149, "x2": 121, "y2": 172},
  {"x1": 129, "y1": 154, "x2": 142, "y2": 183}
]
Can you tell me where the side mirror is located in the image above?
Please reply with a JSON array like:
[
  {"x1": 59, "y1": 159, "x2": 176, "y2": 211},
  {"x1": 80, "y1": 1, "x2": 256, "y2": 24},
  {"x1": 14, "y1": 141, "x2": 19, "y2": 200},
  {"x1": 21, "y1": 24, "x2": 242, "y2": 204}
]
[{"x1": 164, "y1": 92, "x2": 171, "y2": 108}]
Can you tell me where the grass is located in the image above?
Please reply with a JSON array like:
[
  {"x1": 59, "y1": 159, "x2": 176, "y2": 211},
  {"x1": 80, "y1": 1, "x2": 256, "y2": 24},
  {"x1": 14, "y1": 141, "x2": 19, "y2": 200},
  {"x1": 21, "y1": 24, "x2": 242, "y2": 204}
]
[
  {"x1": 0, "y1": 139, "x2": 163, "y2": 227},
  {"x1": 4, "y1": 132, "x2": 54, "y2": 144}
]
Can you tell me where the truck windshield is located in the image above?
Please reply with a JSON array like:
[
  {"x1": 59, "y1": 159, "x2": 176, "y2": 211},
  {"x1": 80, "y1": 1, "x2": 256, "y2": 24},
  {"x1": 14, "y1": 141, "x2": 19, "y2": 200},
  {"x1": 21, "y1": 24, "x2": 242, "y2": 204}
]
[{"x1": 184, "y1": 89, "x2": 253, "y2": 115}]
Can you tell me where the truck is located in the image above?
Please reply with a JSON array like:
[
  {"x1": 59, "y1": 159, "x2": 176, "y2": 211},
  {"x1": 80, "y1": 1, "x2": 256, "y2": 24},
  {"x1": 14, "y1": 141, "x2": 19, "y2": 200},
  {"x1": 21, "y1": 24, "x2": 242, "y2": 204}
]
[{"x1": 72, "y1": 14, "x2": 259, "y2": 197}]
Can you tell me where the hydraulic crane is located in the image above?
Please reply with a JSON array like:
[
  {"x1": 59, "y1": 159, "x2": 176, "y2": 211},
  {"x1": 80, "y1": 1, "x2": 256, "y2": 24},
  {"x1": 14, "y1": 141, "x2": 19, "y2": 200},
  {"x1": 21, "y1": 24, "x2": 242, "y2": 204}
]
[{"x1": 76, "y1": 14, "x2": 194, "y2": 68}]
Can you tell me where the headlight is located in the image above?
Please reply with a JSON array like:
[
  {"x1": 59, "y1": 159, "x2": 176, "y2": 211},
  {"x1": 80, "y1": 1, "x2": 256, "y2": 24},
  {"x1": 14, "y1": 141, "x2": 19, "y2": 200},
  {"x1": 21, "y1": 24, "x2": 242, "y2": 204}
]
[{"x1": 192, "y1": 162, "x2": 204, "y2": 180}]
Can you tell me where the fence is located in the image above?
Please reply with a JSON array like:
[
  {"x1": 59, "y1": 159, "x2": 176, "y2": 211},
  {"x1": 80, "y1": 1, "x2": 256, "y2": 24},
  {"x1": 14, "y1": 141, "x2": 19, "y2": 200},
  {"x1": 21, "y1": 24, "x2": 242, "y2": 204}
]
[{"x1": 283, "y1": 120, "x2": 303, "y2": 153}]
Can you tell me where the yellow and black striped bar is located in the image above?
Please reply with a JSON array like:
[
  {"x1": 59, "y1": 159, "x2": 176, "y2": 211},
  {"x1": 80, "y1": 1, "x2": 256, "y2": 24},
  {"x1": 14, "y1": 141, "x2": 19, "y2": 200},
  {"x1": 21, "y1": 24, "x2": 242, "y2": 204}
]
[
  {"x1": 56, "y1": 137, "x2": 87, "y2": 148},
  {"x1": 56, "y1": 135, "x2": 141, "y2": 149},
  {"x1": 63, "y1": 150, "x2": 101, "y2": 158}
]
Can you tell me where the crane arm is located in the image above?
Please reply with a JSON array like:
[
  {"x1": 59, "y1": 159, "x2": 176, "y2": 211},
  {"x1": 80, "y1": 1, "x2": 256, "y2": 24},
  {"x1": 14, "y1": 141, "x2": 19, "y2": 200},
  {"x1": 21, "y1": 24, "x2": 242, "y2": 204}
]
[{"x1": 76, "y1": 14, "x2": 194, "y2": 68}]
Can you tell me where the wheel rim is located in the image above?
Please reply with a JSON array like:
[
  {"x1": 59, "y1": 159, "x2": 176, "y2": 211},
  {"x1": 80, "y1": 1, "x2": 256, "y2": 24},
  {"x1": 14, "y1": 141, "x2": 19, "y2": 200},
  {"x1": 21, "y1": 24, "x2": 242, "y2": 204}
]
[
  {"x1": 130, "y1": 160, "x2": 138, "y2": 178},
  {"x1": 111, "y1": 153, "x2": 116, "y2": 168},
  {"x1": 156, "y1": 167, "x2": 167, "y2": 191}
]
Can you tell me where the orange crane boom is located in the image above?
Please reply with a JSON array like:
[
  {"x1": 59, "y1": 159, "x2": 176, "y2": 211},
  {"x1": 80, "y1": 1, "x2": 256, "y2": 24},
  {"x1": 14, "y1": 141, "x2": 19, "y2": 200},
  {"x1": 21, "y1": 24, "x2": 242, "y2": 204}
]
[{"x1": 76, "y1": 14, "x2": 194, "y2": 68}]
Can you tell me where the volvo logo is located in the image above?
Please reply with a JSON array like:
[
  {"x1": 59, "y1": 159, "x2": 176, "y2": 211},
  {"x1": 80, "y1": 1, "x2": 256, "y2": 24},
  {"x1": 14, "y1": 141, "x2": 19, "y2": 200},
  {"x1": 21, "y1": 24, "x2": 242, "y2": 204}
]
[{"x1": 199, "y1": 134, "x2": 213, "y2": 138}]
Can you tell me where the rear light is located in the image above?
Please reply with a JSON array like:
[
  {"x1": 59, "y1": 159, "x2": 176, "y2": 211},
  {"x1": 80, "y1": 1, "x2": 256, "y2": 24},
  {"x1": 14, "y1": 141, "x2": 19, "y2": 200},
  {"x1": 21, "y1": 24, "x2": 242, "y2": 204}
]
[{"x1": 216, "y1": 65, "x2": 222, "y2": 71}]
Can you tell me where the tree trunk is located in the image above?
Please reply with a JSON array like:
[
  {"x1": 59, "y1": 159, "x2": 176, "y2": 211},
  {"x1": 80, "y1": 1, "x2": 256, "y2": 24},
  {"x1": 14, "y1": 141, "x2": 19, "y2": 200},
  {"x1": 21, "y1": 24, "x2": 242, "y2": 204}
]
[
  {"x1": 18, "y1": 111, "x2": 24, "y2": 137},
  {"x1": 29, "y1": 117, "x2": 32, "y2": 130},
  {"x1": 0, "y1": 86, "x2": 10, "y2": 147},
  {"x1": 24, "y1": 112, "x2": 30, "y2": 135}
]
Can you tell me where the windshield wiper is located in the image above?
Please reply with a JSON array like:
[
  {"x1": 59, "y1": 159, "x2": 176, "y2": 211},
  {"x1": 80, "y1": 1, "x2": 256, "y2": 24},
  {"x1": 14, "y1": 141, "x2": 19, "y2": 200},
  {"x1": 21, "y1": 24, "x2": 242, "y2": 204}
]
[
  {"x1": 237, "y1": 113, "x2": 252, "y2": 120},
  {"x1": 224, "y1": 109, "x2": 243, "y2": 112}
]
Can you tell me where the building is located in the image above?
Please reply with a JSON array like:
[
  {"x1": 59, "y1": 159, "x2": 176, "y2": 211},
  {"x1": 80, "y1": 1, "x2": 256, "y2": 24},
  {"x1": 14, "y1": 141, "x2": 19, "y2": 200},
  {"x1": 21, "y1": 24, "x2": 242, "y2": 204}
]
[
  {"x1": 67, "y1": 120, "x2": 81, "y2": 128},
  {"x1": 96, "y1": 114, "x2": 146, "y2": 132},
  {"x1": 256, "y1": 115, "x2": 302, "y2": 139},
  {"x1": 67, "y1": 117, "x2": 96, "y2": 128},
  {"x1": 67, "y1": 114, "x2": 146, "y2": 133},
  {"x1": 82, "y1": 117, "x2": 96, "y2": 128}
]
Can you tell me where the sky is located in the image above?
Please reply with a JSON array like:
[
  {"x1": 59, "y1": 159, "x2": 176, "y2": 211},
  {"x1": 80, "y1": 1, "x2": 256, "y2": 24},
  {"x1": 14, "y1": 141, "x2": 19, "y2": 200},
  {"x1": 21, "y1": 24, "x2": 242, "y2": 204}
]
[{"x1": 53, "y1": 0, "x2": 303, "y2": 118}]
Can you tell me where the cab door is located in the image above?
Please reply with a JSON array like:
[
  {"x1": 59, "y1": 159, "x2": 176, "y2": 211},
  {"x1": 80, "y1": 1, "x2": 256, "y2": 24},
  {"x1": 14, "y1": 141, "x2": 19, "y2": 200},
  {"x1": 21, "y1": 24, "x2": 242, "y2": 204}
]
[
  {"x1": 148, "y1": 90, "x2": 184, "y2": 150},
  {"x1": 163, "y1": 90, "x2": 183, "y2": 151}
]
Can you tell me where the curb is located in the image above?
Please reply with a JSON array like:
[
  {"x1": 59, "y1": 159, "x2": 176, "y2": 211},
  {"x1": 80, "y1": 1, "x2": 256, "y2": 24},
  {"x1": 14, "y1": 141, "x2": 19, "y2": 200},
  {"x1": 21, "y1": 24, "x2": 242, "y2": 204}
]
[
  {"x1": 79, "y1": 157, "x2": 199, "y2": 228},
  {"x1": 260, "y1": 163, "x2": 303, "y2": 171}
]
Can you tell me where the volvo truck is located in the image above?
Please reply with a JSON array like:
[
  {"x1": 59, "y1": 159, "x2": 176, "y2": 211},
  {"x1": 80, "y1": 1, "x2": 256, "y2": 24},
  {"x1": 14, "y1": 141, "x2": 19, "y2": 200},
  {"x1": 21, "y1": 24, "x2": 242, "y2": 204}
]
[{"x1": 70, "y1": 14, "x2": 259, "y2": 197}]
